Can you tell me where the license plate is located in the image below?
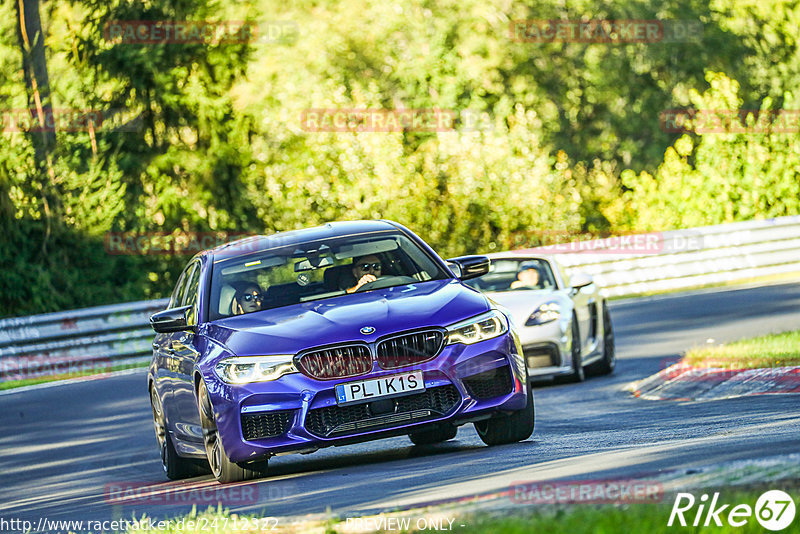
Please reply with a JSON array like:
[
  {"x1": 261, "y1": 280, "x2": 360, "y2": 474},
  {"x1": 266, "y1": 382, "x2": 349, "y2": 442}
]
[{"x1": 335, "y1": 371, "x2": 424, "y2": 405}]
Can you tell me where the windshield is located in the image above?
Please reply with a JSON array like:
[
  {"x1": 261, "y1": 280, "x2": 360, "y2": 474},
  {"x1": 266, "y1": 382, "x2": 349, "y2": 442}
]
[
  {"x1": 464, "y1": 258, "x2": 557, "y2": 293},
  {"x1": 209, "y1": 230, "x2": 448, "y2": 319}
]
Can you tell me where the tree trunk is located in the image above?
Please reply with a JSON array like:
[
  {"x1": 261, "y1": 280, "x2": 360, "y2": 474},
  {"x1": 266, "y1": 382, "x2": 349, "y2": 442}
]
[{"x1": 15, "y1": 0, "x2": 58, "y2": 252}]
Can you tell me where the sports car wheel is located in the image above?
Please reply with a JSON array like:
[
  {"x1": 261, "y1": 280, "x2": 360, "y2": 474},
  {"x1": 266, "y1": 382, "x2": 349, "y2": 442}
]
[
  {"x1": 588, "y1": 301, "x2": 615, "y2": 375},
  {"x1": 474, "y1": 382, "x2": 535, "y2": 446},
  {"x1": 150, "y1": 385, "x2": 203, "y2": 480},
  {"x1": 409, "y1": 424, "x2": 458, "y2": 445},
  {"x1": 564, "y1": 314, "x2": 585, "y2": 383},
  {"x1": 198, "y1": 380, "x2": 264, "y2": 483}
]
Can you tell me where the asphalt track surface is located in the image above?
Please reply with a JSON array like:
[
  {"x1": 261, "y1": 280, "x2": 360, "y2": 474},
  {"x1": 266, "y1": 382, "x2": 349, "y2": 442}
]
[{"x1": 2, "y1": 282, "x2": 800, "y2": 531}]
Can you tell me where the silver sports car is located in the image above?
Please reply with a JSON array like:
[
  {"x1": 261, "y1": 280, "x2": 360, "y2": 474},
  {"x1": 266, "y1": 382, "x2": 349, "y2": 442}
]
[{"x1": 464, "y1": 254, "x2": 615, "y2": 382}]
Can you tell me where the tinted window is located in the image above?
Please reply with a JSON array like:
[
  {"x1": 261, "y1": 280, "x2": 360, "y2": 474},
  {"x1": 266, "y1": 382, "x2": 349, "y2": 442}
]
[
  {"x1": 209, "y1": 231, "x2": 447, "y2": 320},
  {"x1": 168, "y1": 263, "x2": 193, "y2": 309},
  {"x1": 182, "y1": 262, "x2": 202, "y2": 325},
  {"x1": 464, "y1": 258, "x2": 557, "y2": 292}
]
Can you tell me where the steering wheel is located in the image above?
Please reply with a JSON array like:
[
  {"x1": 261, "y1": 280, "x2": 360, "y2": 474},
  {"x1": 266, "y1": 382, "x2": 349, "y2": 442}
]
[
  {"x1": 355, "y1": 275, "x2": 417, "y2": 292},
  {"x1": 354, "y1": 275, "x2": 389, "y2": 292}
]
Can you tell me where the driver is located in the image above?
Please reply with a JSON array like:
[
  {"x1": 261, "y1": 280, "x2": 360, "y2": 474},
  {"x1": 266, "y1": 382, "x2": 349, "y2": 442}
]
[
  {"x1": 510, "y1": 262, "x2": 543, "y2": 289},
  {"x1": 231, "y1": 282, "x2": 264, "y2": 315},
  {"x1": 346, "y1": 255, "x2": 382, "y2": 293}
]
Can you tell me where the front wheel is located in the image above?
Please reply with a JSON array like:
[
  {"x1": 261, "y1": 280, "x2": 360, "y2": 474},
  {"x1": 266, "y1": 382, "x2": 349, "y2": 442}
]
[
  {"x1": 474, "y1": 383, "x2": 535, "y2": 446},
  {"x1": 564, "y1": 314, "x2": 585, "y2": 383},
  {"x1": 587, "y1": 301, "x2": 615, "y2": 376},
  {"x1": 151, "y1": 385, "x2": 205, "y2": 480},
  {"x1": 198, "y1": 380, "x2": 265, "y2": 483}
]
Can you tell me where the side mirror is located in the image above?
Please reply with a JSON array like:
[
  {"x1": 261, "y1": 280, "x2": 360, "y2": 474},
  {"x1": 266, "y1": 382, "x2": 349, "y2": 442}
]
[
  {"x1": 150, "y1": 305, "x2": 195, "y2": 333},
  {"x1": 446, "y1": 255, "x2": 490, "y2": 281},
  {"x1": 446, "y1": 262, "x2": 462, "y2": 278},
  {"x1": 571, "y1": 272, "x2": 594, "y2": 290}
]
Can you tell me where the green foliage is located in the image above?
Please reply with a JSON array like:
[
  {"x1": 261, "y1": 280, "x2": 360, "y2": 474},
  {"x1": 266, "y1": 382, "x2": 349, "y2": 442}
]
[
  {"x1": 616, "y1": 72, "x2": 800, "y2": 230},
  {"x1": 69, "y1": 0, "x2": 261, "y2": 231},
  {"x1": 685, "y1": 328, "x2": 800, "y2": 369},
  {"x1": 1, "y1": 0, "x2": 799, "y2": 317},
  {"x1": 1, "y1": 0, "x2": 259, "y2": 316},
  {"x1": 457, "y1": 494, "x2": 800, "y2": 534},
  {"x1": 246, "y1": 104, "x2": 582, "y2": 257}
]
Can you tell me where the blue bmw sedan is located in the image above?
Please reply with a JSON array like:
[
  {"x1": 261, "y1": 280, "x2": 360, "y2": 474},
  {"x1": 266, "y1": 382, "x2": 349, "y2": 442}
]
[{"x1": 148, "y1": 220, "x2": 533, "y2": 483}]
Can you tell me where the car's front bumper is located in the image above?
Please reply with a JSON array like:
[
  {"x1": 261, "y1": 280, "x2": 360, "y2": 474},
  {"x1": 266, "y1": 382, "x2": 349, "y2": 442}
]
[
  {"x1": 518, "y1": 318, "x2": 572, "y2": 378},
  {"x1": 202, "y1": 333, "x2": 527, "y2": 463}
]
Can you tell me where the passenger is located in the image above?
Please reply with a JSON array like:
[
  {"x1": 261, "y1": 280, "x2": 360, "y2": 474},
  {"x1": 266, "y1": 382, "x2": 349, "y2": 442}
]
[
  {"x1": 510, "y1": 262, "x2": 543, "y2": 290},
  {"x1": 232, "y1": 282, "x2": 264, "y2": 315},
  {"x1": 346, "y1": 255, "x2": 383, "y2": 293}
]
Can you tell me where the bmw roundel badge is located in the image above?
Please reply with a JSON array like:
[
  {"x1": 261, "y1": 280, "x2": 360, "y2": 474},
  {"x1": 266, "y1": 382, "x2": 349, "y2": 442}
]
[{"x1": 360, "y1": 326, "x2": 375, "y2": 335}]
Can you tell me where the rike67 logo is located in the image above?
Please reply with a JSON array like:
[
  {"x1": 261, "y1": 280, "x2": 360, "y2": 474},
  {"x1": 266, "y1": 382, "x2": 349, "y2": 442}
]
[{"x1": 669, "y1": 490, "x2": 796, "y2": 531}]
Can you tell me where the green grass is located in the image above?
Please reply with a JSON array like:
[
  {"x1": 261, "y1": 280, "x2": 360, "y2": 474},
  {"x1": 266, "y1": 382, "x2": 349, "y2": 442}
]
[
  {"x1": 110, "y1": 487, "x2": 800, "y2": 533},
  {"x1": 456, "y1": 485, "x2": 800, "y2": 533},
  {"x1": 457, "y1": 499, "x2": 800, "y2": 534},
  {"x1": 684, "y1": 330, "x2": 800, "y2": 369},
  {"x1": 0, "y1": 361, "x2": 149, "y2": 391}
]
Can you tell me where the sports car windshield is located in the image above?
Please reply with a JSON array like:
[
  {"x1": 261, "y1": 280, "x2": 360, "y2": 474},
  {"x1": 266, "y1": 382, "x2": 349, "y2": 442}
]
[
  {"x1": 464, "y1": 258, "x2": 557, "y2": 292},
  {"x1": 209, "y1": 231, "x2": 448, "y2": 319}
]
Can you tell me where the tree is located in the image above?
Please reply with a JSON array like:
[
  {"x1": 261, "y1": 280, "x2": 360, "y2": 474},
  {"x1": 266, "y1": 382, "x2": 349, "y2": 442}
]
[{"x1": 15, "y1": 0, "x2": 59, "y2": 252}]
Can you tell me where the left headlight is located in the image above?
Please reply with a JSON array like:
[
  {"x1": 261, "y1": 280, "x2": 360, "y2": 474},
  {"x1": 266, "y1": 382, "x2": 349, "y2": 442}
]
[
  {"x1": 446, "y1": 310, "x2": 509, "y2": 345},
  {"x1": 215, "y1": 355, "x2": 298, "y2": 384},
  {"x1": 526, "y1": 301, "x2": 561, "y2": 326}
]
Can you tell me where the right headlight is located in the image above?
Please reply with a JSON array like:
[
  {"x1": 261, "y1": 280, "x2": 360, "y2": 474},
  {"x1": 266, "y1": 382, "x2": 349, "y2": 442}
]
[
  {"x1": 446, "y1": 310, "x2": 509, "y2": 345},
  {"x1": 526, "y1": 301, "x2": 561, "y2": 326},
  {"x1": 215, "y1": 355, "x2": 298, "y2": 384}
]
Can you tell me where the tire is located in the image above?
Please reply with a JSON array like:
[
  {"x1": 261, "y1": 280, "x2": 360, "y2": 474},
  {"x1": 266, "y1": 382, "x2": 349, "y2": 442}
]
[
  {"x1": 150, "y1": 385, "x2": 204, "y2": 480},
  {"x1": 474, "y1": 382, "x2": 535, "y2": 446},
  {"x1": 409, "y1": 424, "x2": 458, "y2": 445},
  {"x1": 587, "y1": 301, "x2": 615, "y2": 376},
  {"x1": 198, "y1": 380, "x2": 265, "y2": 483},
  {"x1": 564, "y1": 314, "x2": 585, "y2": 383}
]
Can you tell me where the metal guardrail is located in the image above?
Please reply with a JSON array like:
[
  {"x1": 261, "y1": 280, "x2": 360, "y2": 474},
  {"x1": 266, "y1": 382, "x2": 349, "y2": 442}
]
[
  {"x1": 1, "y1": 216, "x2": 798, "y2": 382},
  {"x1": 547, "y1": 215, "x2": 800, "y2": 297},
  {"x1": 0, "y1": 299, "x2": 168, "y2": 379}
]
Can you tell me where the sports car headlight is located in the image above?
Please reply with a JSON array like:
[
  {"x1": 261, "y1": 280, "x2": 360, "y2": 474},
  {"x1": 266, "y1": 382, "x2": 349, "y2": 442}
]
[
  {"x1": 446, "y1": 310, "x2": 508, "y2": 345},
  {"x1": 215, "y1": 355, "x2": 298, "y2": 384},
  {"x1": 526, "y1": 301, "x2": 561, "y2": 326}
]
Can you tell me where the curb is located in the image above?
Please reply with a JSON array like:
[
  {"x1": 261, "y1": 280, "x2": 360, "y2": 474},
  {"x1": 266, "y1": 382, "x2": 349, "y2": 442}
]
[{"x1": 628, "y1": 363, "x2": 800, "y2": 401}]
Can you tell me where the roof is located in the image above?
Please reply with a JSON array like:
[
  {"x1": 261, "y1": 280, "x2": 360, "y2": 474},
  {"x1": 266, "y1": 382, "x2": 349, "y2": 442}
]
[
  {"x1": 484, "y1": 251, "x2": 560, "y2": 263},
  {"x1": 209, "y1": 220, "x2": 401, "y2": 260}
]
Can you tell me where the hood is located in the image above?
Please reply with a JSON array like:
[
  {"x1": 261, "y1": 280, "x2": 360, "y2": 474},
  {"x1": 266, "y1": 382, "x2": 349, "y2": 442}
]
[
  {"x1": 485, "y1": 290, "x2": 563, "y2": 327},
  {"x1": 205, "y1": 279, "x2": 489, "y2": 356}
]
